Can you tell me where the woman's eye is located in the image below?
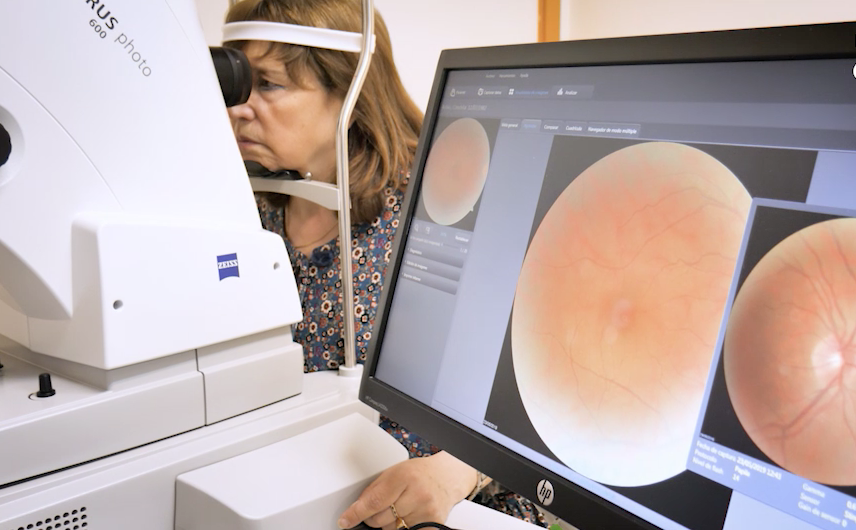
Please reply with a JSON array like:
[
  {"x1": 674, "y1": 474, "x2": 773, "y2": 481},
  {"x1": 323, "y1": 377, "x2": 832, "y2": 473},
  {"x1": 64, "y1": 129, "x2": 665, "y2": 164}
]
[{"x1": 257, "y1": 78, "x2": 285, "y2": 92}]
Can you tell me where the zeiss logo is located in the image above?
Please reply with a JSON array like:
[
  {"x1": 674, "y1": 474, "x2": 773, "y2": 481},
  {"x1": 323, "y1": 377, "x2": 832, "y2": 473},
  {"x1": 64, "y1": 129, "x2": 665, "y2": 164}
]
[{"x1": 217, "y1": 253, "x2": 239, "y2": 280}]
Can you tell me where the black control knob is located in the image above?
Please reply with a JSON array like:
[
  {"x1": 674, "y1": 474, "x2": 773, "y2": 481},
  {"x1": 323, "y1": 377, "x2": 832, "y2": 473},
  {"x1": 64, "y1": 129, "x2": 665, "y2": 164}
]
[
  {"x1": 0, "y1": 122, "x2": 10, "y2": 168},
  {"x1": 36, "y1": 372, "x2": 56, "y2": 398}
]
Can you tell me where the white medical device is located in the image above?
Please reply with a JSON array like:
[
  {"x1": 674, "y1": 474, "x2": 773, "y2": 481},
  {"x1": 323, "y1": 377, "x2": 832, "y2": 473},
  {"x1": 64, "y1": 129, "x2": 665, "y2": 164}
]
[{"x1": 0, "y1": 1, "x2": 407, "y2": 528}]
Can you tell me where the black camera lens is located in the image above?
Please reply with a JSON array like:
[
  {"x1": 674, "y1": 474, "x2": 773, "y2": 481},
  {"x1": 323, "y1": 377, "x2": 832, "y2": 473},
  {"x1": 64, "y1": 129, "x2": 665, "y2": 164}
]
[
  {"x1": 0, "y1": 122, "x2": 11, "y2": 168},
  {"x1": 210, "y1": 46, "x2": 252, "y2": 107}
]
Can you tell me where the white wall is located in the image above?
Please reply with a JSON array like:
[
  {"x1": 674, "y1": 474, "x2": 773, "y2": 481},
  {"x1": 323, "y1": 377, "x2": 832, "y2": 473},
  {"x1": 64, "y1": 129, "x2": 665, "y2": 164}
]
[
  {"x1": 193, "y1": 0, "x2": 538, "y2": 112},
  {"x1": 196, "y1": 0, "x2": 230, "y2": 47},
  {"x1": 565, "y1": 0, "x2": 856, "y2": 40}
]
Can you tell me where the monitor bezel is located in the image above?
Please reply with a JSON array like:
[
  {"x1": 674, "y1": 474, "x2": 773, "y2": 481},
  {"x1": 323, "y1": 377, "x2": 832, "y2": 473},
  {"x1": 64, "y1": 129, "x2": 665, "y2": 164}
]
[{"x1": 359, "y1": 21, "x2": 856, "y2": 530}]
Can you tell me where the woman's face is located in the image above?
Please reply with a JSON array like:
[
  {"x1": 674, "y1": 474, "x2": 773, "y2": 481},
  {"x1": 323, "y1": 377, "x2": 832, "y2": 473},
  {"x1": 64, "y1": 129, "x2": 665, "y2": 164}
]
[{"x1": 228, "y1": 41, "x2": 343, "y2": 181}]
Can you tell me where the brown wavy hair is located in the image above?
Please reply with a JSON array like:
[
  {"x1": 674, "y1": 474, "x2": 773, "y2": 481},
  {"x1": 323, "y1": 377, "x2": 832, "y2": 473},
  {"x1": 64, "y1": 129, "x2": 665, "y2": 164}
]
[{"x1": 226, "y1": 0, "x2": 423, "y2": 224}]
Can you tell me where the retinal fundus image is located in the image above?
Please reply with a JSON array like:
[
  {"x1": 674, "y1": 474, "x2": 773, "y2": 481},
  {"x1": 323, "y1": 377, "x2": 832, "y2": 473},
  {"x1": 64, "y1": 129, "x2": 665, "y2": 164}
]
[
  {"x1": 421, "y1": 118, "x2": 490, "y2": 226},
  {"x1": 725, "y1": 216, "x2": 856, "y2": 486},
  {"x1": 512, "y1": 142, "x2": 751, "y2": 487}
]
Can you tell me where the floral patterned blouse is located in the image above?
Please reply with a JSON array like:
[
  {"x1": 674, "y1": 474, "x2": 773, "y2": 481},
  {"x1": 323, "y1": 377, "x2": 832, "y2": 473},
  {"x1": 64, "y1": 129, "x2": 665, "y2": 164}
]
[{"x1": 255, "y1": 184, "x2": 546, "y2": 527}]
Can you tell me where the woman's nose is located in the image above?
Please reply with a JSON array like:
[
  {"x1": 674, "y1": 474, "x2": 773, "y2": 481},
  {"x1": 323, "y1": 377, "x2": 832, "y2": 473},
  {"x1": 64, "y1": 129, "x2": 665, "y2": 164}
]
[{"x1": 227, "y1": 95, "x2": 256, "y2": 121}]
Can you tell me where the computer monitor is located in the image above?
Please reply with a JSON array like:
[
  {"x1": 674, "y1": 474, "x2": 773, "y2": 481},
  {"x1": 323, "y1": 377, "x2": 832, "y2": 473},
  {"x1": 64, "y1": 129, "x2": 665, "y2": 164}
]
[{"x1": 359, "y1": 21, "x2": 856, "y2": 530}]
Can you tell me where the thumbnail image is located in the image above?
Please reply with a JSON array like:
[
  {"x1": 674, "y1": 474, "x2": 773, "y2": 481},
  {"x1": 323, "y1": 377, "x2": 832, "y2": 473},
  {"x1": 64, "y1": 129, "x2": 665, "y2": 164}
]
[
  {"x1": 421, "y1": 118, "x2": 491, "y2": 226},
  {"x1": 724, "y1": 214, "x2": 856, "y2": 486},
  {"x1": 511, "y1": 141, "x2": 751, "y2": 487}
]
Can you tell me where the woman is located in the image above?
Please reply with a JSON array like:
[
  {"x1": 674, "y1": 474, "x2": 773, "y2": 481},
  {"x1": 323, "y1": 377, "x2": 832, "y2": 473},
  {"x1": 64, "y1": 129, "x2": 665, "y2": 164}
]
[{"x1": 225, "y1": 1, "x2": 546, "y2": 528}]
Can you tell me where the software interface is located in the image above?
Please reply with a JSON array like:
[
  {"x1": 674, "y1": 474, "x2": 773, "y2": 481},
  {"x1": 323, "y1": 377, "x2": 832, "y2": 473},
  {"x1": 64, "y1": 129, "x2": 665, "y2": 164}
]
[{"x1": 375, "y1": 58, "x2": 856, "y2": 530}]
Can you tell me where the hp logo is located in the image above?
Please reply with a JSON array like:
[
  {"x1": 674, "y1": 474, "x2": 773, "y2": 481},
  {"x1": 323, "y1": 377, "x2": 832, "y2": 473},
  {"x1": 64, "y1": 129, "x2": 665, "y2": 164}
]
[{"x1": 536, "y1": 479, "x2": 555, "y2": 506}]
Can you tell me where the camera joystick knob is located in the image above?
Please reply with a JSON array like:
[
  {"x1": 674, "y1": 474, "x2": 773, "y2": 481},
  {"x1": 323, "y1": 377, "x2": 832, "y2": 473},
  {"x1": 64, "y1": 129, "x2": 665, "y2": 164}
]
[{"x1": 36, "y1": 373, "x2": 56, "y2": 398}]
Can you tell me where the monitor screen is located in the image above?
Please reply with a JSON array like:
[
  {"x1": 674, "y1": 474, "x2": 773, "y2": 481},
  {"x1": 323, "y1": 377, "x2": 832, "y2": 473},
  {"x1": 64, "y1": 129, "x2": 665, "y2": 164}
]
[{"x1": 360, "y1": 22, "x2": 856, "y2": 530}]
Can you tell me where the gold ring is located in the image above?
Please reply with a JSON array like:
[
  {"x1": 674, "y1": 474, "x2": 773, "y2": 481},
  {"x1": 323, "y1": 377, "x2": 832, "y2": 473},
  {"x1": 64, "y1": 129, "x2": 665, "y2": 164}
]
[{"x1": 390, "y1": 504, "x2": 408, "y2": 529}]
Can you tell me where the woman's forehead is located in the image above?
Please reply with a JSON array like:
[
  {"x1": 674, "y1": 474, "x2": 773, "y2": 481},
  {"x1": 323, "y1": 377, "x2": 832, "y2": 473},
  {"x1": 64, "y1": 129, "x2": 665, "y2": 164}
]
[
  {"x1": 243, "y1": 41, "x2": 283, "y2": 64},
  {"x1": 243, "y1": 41, "x2": 311, "y2": 81}
]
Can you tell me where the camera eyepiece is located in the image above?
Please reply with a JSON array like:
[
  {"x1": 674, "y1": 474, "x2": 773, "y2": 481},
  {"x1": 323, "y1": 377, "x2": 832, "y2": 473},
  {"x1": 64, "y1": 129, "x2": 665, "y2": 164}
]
[
  {"x1": 210, "y1": 46, "x2": 252, "y2": 107},
  {"x1": 0, "y1": 122, "x2": 11, "y2": 168}
]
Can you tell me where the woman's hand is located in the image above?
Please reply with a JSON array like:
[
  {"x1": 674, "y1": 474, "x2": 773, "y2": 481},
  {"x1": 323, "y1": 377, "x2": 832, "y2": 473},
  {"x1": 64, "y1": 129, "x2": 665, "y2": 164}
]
[{"x1": 337, "y1": 451, "x2": 478, "y2": 529}]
